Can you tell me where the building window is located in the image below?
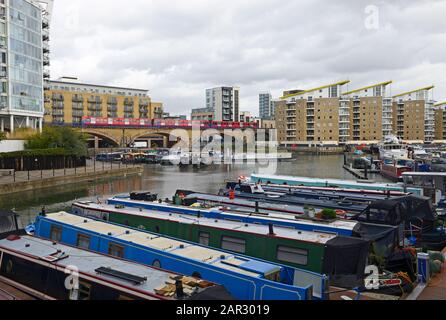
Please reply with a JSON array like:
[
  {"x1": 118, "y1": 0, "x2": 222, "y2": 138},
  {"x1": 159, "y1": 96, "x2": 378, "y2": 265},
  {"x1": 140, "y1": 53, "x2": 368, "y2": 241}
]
[
  {"x1": 76, "y1": 234, "x2": 91, "y2": 250},
  {"x1": 199, "y1": 232, "x2": 210, "y2": 246},
  {"x1": 277, "y1": 246, "x2": 308, "y2": 265},
  {"x1": 221, "y1": 236, "x2": 246, "y2": 254},
  {"x1": 50, "y1": 226, "x2": 62, "y2": 242},
  {"x1": 108, "y1": 243, "x2": 124, "y2": 258}
]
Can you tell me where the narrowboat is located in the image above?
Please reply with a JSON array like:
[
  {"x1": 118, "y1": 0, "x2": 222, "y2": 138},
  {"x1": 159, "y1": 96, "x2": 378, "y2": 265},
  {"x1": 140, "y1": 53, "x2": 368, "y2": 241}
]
[
  {"x1": 227, "y1": 182, "x2": 408, "y2": 202},
  {"x1": 249, "y1": 174, "x2": 423, "y2": 195},
  {"x1": 72, "y1": 201, "x2": 370, "y2": 289},
  {"x1": 107, "y1": 195, "x2": 360, "y2": 236},
  {"x1": 106, "y1": 195, "x2": 404, "y2": 264},
  {"x1": 219, "y1": 184, "x2": 370, "y2": 213},
  {"x1": 0, "y1": 235, "x2": 233, "y2": 300},
  {"x1": 31, "y1": 212, "x2": 327, "y2": 300}
]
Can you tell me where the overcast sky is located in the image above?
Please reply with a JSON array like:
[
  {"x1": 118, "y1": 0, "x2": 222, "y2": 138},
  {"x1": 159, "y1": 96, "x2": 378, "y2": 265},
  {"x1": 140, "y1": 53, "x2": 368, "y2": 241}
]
[{"x1": 49, "y1": 0, "x2": 446, "y2": 116}]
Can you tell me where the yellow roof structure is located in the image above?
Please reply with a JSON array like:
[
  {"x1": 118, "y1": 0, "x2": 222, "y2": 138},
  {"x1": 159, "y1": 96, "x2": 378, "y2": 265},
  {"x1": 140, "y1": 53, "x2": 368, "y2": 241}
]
[
  {"x1": 280, "y1": 80, "x2": 350, "y2": 99},
  {"x1": 342, "y1": 81, "x2": 393, "y2": 95},
  {"x1": 393, "y1": 86, "x2": 434, "y2": 98},
  {"x1": 434, "y1": 102, "x2": 446, "y2": 107}
]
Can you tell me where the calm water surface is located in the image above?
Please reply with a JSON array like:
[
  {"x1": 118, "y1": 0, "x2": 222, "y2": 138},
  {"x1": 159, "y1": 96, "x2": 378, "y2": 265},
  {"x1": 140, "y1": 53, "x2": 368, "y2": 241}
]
[{"x1": 0, "y1": 154, "x2": 390, "y2": 226}]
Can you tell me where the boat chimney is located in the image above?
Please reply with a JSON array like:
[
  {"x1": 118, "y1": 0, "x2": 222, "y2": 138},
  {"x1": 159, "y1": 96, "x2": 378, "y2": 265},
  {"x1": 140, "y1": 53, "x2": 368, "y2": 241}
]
[
  {"x1": 175, "y1": 279, "x2": 184, "y2": 298},
  {"x1": 268, "y1": 223, "x2": 275, "y2": 236},
  {"x1": 255, "y1": 201, "x2": 259, "y2": 213}
]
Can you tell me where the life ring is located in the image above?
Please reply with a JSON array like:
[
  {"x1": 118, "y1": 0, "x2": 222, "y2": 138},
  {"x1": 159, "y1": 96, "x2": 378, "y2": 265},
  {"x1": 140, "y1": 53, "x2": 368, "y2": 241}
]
[{"x1": 336, "y1": 210, "x2": 347, "y2": 217}]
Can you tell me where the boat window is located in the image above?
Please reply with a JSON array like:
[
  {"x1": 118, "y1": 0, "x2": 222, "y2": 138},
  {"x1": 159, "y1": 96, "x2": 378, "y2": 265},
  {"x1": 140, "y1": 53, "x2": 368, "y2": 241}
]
[
  {"x1": 198, "y1": 232, "x2": 210, "y2": 246},
  {"x1": 152, "y1": 259, "x2": 161, "y2": 268},
  {"x1": 264, "y1": 271, "x2": 281, "y2": 282},
  {"x1": 108, "y1": 243, "x2": 124, "y2": 258},
  {"x1": 76, "y1": 234, "x2": 91, "y2": 250},
  {"x1": 50, "y1": 225, "x2": 62, "y2": 242},
  {"x1": 277, "y1": 246, "x2": 308, "y2": 266},
  {"x1": 221, "y1": 236, "x2": 246, "y2": 254}
]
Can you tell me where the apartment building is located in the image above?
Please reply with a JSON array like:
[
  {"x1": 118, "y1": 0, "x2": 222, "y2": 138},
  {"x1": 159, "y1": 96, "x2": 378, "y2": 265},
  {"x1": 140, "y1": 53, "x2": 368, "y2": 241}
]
[
  {"x1": 392, "y1": 86, "x2": 435, "y2": 143},
  {"x1": 0, "y1": 0, "x2": 53, "y2": 133},
  {"x1": 191, "y1": 107, "x2": 214, "y2": 121},
  {"x1": 239, "y1": 111, "x2": 252, "y2": 123},
  {"x1": 44, "y1": 77, "x2": 163, "y2": 125},
  {"x1": 205, "y1": 86, "x2": 240, "y2": 122},
  {"x1": 276, "y1": 81, "x2": 350, "y2": 146},
  {"x1": 259, "y1": 92, "x2": 276, "y2": 119},
  {"x1": 434, "y1": 102, "x2": 446, "y2": 141},
  {"x1": 341, "y1": 81, "x2": 393, "y2": 144}
]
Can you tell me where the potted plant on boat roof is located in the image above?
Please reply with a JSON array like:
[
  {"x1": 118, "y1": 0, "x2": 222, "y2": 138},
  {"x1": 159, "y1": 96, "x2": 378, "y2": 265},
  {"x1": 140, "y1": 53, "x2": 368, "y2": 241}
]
[{"x1": 321, "y1": 208, "x2": 337, "y2": 220}]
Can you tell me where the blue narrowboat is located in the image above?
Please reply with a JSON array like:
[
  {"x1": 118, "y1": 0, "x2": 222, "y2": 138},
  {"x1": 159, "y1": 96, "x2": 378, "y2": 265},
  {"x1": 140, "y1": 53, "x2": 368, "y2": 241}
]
[
  {"x1": 107, "y1": 196, "x2": 359, "y2": 236},
  {"x1": 32, "y1": 212, "x2": 328, "y2": 300}
]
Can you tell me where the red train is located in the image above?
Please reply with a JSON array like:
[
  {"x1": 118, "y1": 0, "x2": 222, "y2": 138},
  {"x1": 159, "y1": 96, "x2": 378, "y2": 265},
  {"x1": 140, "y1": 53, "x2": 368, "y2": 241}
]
[{"x1": 81, "y1": 117, "x2": 259, "y2": 129}]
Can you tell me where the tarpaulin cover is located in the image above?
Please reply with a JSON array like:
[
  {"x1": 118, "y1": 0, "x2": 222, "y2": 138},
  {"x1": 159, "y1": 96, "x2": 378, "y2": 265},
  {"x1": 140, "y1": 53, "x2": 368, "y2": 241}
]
[
  {"x1": 322, "y1": 236, "x2": 370, "y2": 289},
  {"x1": 353, "y1": 223, "x2": 399, "y2": 259},
  {"x1": 353, "y1": 195, "x2": 436, "y2": 226},
  {"x1": 189, "y1": 285, "x2": 236, "y2": 300},
  {"x1": 0, "y1": 211, "x2": 18, "y2": 235}
]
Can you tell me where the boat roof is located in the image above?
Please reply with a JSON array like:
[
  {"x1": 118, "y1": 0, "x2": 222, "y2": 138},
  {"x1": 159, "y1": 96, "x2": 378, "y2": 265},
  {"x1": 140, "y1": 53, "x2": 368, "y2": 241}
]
[
  {"x1": 42, "y1": 212, "x2": 282, "y2": 278},
  {"x1": 107, "y1": 197, "x2": 358, "y2": 231},
  {"x1": 402, "y1": 172, "x2": 446, "y2": 177},
  {"x1": 0, "y1": 236, "x2": 181, "y2": 298},
  {"x1": 75, "y1": 202, "x2": 339, "y2": 244},
  {"x1": 251, "y1": 174, "x2": 405, "y2": 189}
]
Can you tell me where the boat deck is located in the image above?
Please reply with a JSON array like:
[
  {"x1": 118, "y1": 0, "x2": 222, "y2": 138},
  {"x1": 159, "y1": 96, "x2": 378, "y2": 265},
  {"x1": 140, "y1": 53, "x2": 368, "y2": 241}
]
[
  {"x1": 417, "y1": 248, "x2": 446, "y2": 300},
  {"x1": 0, "y1": 280, "x2": 37, "y2": 300}
]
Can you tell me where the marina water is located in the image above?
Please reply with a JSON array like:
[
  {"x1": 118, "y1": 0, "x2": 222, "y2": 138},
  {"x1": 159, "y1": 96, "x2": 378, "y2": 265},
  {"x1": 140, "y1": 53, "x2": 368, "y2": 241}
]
[{"x1": 0, "y1": 154, "x2": 391, "y2": 227}]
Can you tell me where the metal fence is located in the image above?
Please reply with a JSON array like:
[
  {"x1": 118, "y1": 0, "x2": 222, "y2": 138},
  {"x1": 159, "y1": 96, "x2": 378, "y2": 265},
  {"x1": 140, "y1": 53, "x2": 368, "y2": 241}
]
[{"x1": 0, "y1": 158, "x2": 137, "y2": 184}]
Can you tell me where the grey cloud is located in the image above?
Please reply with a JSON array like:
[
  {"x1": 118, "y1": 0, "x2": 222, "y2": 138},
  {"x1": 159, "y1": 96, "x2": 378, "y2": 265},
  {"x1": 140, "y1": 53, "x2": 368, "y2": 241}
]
[{"x1": 49, "y1": 0, "x2": 446, "y2": 115}]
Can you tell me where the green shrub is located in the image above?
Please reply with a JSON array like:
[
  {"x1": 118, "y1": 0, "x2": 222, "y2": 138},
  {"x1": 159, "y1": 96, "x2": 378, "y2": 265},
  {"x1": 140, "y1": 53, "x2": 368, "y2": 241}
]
[
  {"x1": 321, "y1": 208, "x2": 337, "y2": 220},
  {"x1": 25, "y1": 126, "x2": 87, "y2": 156},
  {"x1": 0, "y1": 148, "x2": 72, "y2": 159}
]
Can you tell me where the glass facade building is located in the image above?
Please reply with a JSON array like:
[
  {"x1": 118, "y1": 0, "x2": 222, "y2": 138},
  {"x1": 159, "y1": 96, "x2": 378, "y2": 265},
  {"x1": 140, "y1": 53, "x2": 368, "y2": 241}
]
[
  {"x1": 0, "y1": 0, "x2": 44, "y2": 133},
  {"x1": 259, "y1": 92, "x2": 274, "y2": 119}
]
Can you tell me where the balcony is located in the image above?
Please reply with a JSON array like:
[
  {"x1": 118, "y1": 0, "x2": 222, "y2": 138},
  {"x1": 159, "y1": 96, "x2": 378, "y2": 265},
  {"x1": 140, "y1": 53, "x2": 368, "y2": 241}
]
[
  {"x1": 72, "y1": 95, "x2": 83, "y2": 103},
  {"x1": 124, "y1": 98, "x2": 135, "y2": 106},
  {"x1": 72, "y1": 110, "x2": 84, "y2": 117},
  {"x1": 88, "y1": 97, "x2": 102, "y2": 104},
  {"x1": 52, "y1": 93, "x2": 64, "y2": 101},
  {"x1": 88, "y1": 105, "x2": 102, "y2": 112}
]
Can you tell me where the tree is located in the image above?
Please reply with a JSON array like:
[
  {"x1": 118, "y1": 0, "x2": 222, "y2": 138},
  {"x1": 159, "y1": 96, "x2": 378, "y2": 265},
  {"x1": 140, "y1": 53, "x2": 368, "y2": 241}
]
[
  {"x1": 0, "y1": 131, "x2": 5, "y2": 142},
  {"x1": 25, "y1": 126, "x2": 88, "y2": 156}
]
